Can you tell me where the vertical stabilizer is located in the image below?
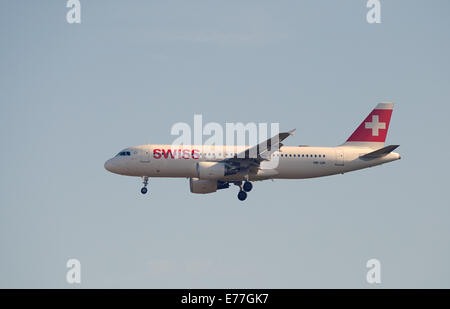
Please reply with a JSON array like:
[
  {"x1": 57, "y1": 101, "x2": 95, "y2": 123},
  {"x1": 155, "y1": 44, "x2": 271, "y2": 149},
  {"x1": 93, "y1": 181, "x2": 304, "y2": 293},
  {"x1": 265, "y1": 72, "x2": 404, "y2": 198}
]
[{"x1": 343, "y1": 102, "x2": 394, "y2": 149}]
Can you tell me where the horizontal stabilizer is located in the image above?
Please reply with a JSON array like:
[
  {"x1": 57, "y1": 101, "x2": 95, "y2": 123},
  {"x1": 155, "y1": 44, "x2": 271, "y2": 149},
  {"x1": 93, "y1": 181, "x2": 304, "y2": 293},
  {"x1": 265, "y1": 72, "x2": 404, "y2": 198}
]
[{"x1": 360, "y1": 145, "x2": 399, "y2": 160}]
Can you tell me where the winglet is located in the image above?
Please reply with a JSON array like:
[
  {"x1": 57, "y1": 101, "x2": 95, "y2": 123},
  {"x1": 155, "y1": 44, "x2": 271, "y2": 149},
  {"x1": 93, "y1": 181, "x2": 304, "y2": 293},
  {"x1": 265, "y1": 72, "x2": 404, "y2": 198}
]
[{"x1": 289, "y1": 129, "x2": 296, "y2": 136}]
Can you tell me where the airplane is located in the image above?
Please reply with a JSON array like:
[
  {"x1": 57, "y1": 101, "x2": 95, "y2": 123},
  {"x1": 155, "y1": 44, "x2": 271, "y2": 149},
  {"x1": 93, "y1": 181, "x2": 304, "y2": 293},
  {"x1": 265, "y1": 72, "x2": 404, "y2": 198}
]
[{"x1": 104, "y1": 102, "x2": 400, "y2": 201}]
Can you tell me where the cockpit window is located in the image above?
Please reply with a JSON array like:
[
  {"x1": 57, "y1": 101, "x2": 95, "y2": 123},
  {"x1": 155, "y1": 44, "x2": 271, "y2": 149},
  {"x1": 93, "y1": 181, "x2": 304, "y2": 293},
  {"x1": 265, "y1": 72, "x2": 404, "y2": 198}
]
[{"x1": 116, "y1": 151, "x2": 131, "y2": 156}]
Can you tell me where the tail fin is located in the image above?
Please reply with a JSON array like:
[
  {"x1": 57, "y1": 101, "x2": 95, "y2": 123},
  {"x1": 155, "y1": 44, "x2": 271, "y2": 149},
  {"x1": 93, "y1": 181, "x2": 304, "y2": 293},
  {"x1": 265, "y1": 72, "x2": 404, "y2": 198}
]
[{"x1": 343, "y1": 102, "x2": 394, "y2": 148}]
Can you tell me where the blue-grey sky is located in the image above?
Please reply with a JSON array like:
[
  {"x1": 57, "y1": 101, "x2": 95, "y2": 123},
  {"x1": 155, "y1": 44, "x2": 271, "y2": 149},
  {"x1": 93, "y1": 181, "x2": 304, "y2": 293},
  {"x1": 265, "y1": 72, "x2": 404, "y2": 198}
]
[{"x1": 1, "y1": 0, "x2": 449, "y2": 288}]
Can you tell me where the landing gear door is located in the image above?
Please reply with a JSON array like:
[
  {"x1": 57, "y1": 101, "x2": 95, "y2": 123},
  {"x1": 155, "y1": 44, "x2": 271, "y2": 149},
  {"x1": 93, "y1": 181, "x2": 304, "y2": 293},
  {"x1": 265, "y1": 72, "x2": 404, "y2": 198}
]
[
  {"x1": 335, "y1": 149, "x2": 344, "y2": 166},
  {"x1": 140, "y1": 148, "x2": 151, "y2": 163}
]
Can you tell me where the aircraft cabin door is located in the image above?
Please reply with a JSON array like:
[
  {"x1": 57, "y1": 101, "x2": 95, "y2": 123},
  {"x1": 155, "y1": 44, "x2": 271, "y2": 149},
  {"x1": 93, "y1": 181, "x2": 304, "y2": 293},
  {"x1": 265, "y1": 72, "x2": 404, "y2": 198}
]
[
  {"x1": 140, "y1": 148, "x2": 151, "y2": 163},
  {"x1": 335, "y1": 149, "x2": 344, "y2": 166}
]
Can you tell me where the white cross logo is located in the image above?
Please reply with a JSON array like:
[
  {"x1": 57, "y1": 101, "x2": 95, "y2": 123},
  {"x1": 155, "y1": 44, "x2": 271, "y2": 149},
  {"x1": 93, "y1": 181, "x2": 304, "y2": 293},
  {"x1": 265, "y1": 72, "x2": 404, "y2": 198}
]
[{"x1": 365, "y1": 115, "x2": 386, "y2": 136}]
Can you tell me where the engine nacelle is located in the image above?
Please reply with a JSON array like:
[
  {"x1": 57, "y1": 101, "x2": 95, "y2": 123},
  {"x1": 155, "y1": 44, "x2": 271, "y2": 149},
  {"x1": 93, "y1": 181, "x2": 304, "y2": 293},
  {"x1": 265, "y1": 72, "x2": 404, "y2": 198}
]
[
  {"x1": 189, "y1": 178, "x2": 230, "y2": 194},
  {"x1": 190, "y1": 178, "x2": 217, "y2": 194},
  {"x1": 196, "y1": 162, "x2": 226, "y2": 179}
]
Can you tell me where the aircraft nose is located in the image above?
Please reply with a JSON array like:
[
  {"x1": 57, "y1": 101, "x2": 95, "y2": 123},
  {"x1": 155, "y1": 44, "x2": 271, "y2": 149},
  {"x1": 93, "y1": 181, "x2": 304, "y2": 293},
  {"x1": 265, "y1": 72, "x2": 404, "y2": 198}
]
[{"x1": 104, "y1": 159, "x2": 114, "y2": 172}]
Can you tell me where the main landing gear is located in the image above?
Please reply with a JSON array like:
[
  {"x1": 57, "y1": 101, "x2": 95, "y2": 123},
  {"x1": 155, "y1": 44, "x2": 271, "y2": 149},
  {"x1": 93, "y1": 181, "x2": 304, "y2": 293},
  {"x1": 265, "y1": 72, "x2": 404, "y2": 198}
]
[
  {"x1": 141, "y1": 176, "x2": 149, "y2": 194},
  {"x1": 236, "y1": 181, "x2": 253, "y2": 201},
  {"x1": 238, "y1": 190, "x2": 247, "y2": 201},
  {"x1": 243, "y1": 181, "x2": 253, "y2": 192}
]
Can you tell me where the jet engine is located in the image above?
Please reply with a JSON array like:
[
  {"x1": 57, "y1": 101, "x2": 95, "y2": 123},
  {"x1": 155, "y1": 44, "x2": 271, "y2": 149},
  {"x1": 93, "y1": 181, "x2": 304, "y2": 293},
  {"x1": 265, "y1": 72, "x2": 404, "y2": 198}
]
[{"x1": 189, "y1": 178, "x2": 230, "y2": 194}]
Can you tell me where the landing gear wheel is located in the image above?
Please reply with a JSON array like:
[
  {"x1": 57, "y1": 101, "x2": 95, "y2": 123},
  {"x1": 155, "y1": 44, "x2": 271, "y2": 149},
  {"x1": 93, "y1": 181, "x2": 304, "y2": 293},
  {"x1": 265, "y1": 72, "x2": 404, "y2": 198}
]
[
  {"x1": 243, "y1": 181, "x2": 253, "y2": 192},
  {"x1": 140, "y1": 176, "x2": 149, "y2": 194},
  {"x1": 237, "y1": 190, "x2": 247, "y2": 201}
]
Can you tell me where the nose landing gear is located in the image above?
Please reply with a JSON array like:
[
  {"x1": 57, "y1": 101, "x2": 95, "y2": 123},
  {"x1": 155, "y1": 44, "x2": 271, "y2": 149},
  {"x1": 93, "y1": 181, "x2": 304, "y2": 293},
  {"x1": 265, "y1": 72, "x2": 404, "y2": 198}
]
[{"x1": 141, "y1": 176, "x2": 149, "y2": 194}]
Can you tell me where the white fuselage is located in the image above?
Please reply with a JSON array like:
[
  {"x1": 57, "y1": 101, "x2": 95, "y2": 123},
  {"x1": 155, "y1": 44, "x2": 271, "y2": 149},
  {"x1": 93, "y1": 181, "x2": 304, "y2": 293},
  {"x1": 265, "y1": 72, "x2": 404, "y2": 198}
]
[{"x1": 104, "y1": 144, "x2": 401, "y2": 181}]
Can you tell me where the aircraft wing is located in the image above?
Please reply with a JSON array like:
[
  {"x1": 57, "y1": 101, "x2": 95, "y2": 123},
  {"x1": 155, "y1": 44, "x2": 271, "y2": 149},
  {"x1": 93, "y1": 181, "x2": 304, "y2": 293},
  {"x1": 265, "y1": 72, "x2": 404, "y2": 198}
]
[{"x1": 220, "y1": 129, "x2": 296, "y2": 168}]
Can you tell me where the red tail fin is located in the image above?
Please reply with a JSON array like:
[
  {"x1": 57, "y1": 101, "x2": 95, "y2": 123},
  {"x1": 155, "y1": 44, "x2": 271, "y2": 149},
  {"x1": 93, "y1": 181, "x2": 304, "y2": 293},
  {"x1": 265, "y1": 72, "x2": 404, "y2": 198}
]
[{"x1": 344, "y1": 102, "x2": 394, "y2": 148}]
